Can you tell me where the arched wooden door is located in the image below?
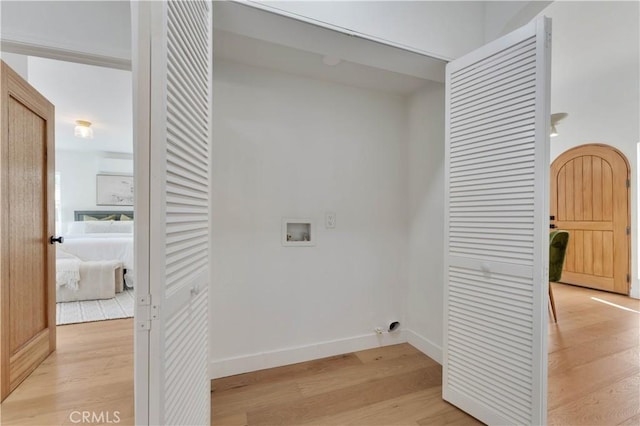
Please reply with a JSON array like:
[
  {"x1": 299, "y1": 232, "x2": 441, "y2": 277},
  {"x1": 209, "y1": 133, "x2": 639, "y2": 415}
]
[{"x1": 550, "y1": 144, "x2": 630, "y2": 294}]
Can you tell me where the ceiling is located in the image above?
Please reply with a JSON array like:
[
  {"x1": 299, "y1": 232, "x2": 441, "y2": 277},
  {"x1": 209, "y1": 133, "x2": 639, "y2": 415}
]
[
  {"x1": 214, "y1": 29, "x2": 433, "y2": 97},
  {"x1": 27, "y1": 56, "x2": 133, "y2": 153},
  {"x1": 213, "y1": 1, "x2": 447, "y2": 96}
]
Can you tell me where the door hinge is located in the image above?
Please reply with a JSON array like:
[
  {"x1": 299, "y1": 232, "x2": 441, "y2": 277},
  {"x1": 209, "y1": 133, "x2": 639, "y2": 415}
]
[
  {"x1": 545, "y1": 31, "x2": 552, "y2": 49},
  {"x1": 137, "y1": 294, "x2": 158, "y2": 331},
  {"x1": 626, "y1": 179, "x2": 630, "y2": 188},
  {"x1": 627, "y1": 226, "x2": 631, "y2": 235},
  {"x1": 627, "y1": 274, "x2": 630, "y2": 283}
]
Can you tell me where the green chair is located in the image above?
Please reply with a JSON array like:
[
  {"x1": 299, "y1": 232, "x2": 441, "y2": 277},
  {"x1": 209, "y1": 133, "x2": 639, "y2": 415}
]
[{"x1": 549, "y1": 230, "x2": 570, "y2": 323}]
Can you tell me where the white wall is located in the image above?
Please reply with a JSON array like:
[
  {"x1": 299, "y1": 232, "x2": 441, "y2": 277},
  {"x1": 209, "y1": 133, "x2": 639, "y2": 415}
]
[
  {"x1": 211, "y1": 59, "x2": 410, "y2": 377},
  {"x1": 540, "y1": 1, "x2": 640, "y2": 298},
  {"x1": 1, "y1": 52, "x2": 28, "y2": 79},
  {"x1": 255, "y1": 1, "x2": 486, "y2": 60},
  {"x1": 405, "y1": 83, "x2": 446, "y2": 363},
  {"x1": 483, "y1": 1, "x2": 552, "y2": 43},
  {"x1": 56, "y1": 150, "x2": 133, "y2": 232}
]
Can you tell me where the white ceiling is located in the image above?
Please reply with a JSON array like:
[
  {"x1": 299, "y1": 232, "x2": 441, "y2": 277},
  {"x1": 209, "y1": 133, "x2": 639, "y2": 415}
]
[
  {"x1": 27, "y1": 56, "x2": 133, "y2": 153},
  {"x1": 214, "y1": 29, "x2": 432, "y2": 96},
  {"x1": 213, "y1": 1, "x2": 447, "y2": 96}
]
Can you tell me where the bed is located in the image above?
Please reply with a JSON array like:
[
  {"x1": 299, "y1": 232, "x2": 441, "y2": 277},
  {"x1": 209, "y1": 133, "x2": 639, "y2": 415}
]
[{"x1": 56, "y1": 211, "x2": 135, "y2": 301}]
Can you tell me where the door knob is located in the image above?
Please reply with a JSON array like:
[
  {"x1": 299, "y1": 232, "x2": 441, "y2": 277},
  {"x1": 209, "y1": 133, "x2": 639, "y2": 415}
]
[{"x1": 49, "y1": 236, "x2": 64, "y2": 244}]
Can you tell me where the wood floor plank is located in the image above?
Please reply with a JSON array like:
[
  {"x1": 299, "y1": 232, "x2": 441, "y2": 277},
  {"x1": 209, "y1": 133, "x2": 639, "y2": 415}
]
[
  {"x1": 246, "y1": 365, "x2": 442, "y2": 425},
  {"x1": 618, "y1": 413, "x2": 640, "y2": 425},
  {"x1": 298, "y1": 388, "x2": 442, "y2": 426},
  {"x1": 211, "y1": 412, "x2": 248, "y2": 426},
  {"x1": 548, "y1": 327, "x2": 639, "y2": 374},
  {"x1": 548, "y1": 374, "x2": 640, "y2": 426},
  {"x1": 354, "y1": 343, "x2": 423, "y2": 364},
  {"x1": 548, "y1": 318, "x2": 639, "y2": 353},
  {"x1": 212, "y1": 348, "x2": 435, "y2": 421},
  {"x1": 211, "y1": 377, "x2": 304, "y2": 421},
  {"x1": 548, "y1": 346, "x2": 639, "y2": 410},
  {"x1": 296, "y1": 352, "x2": 436, "y2": 398},
  {"x1": 212, "y1": 353, "x2": 362, "y2": 393},
  {"x1": 416, "y1": 406, "x2": 484, "y2": 426}
]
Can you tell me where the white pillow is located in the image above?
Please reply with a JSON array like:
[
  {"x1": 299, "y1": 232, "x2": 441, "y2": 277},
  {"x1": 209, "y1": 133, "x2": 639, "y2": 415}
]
[
  {"x1": 66, "y1": 221, "x2": 87, "y2": 235},
  {"x1": 111, "y1": 221, "x2": 134, "y2": 233},
  {"x1": 84, "y1": 221, "x2": 114, "y2": 233}
]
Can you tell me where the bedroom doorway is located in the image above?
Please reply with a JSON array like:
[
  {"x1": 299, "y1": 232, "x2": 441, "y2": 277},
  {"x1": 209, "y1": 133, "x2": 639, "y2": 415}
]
[
  {"x1": 0, "y1": 54, "x2": 135, "y2": 415},
  {"x1": 0, "y1": 0, "x2": 139, "y2": 420},
  {"x1": 3, "y1": 55, "x2": 135, "y2": 325},
  {"x1": 22, "y1": 57, "x2": 136, "y2": 325},
  {"x1": 19, "y1": 56, "x2": 135, "y2": 325}
]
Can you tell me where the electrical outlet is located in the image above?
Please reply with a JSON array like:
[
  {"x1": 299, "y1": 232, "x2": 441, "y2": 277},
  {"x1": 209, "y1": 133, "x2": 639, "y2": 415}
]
[
  {"x1": 325, "y1": 211, "x2": 336, "y2": 229},
  {"x1": 374, "y1": 327, "x2": 383, "y2": 335}
]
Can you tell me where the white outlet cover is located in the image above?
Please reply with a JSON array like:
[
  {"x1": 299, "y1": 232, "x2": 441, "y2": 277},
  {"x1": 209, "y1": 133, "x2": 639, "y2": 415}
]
[{"x1": 325, "y1": 211, "x2": 336, "y2": 228}]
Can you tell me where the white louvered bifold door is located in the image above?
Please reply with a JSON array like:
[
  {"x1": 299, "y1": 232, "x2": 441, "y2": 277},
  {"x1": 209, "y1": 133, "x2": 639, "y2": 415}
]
[
  {"x1": 443, "y1": 18, "x2": 551, "y2": 425},
  {"x1": 133, "y1": 1, "x2": 212, "y2": 425}
]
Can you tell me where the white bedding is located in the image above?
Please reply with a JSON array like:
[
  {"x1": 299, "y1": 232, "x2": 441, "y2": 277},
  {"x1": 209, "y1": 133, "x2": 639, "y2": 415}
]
[
  {"x1": 61, "y1": 234, "x2": 134, "y2": 285},
  {"x1": 56, "y1": 249, "x2": 81, "y2": 290}
]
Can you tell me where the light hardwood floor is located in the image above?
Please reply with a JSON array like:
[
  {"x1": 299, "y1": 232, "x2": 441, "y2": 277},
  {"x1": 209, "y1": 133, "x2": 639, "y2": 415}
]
[
  {"x1": 211, "y1": 344, "x2": 480, "y2": 426},
  {"x1": 547, "y1": 283, "x2": 640, "y2": 425},
  {"x1": 0, "y1": 318, "x2": 134, "y2": 425},
  {"x1": 1, "y1": 283, "x2": 638, "y2": 425}
]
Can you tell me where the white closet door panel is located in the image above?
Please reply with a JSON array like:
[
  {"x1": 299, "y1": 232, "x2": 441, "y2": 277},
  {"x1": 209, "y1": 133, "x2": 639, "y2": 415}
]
[
  {"x1": 134, "y1": 0, "x2": 213, "y2": 424},
  {"x1": 443, "y1": 17, "x2": 550, "y2": 425},
  {"x1": 160, "y1": 1, "x2": 211, "y2": 425}
]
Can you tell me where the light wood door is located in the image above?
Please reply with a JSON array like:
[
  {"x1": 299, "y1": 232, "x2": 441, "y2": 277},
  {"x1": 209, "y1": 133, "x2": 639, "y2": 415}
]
[
  {"x1": 550, "y1": 144, "x2": 630, "y2": 294},
  {"x1": 0, "y1": 61, "x2": 56, "y2": 401}
]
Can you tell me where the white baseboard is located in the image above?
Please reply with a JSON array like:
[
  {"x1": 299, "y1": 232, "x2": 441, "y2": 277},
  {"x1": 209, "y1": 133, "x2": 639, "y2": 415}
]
[
  {"x1": 209, "y1": 328, "x2": 444, "y2": 379},
  {"x1": 405, "y1": 329, "x2": 443, "y2": 365},
  {"x1": 210, "y1": 330, "x2": 407, "y2": 379}
]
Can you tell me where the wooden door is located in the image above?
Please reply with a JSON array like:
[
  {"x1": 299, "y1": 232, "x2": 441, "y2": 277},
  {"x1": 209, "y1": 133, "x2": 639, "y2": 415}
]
[
  {"x1": 550, "y1": 144, "x2": 630, "y2": 294},
  {"x1": 0, "y1": 61, "x2": 56, "y2": 401}
]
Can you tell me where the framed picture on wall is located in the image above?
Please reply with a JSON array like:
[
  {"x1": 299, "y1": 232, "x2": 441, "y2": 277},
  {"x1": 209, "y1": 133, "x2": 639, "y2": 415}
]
[{"x1": 96, "y1": 174, "x2": 134, "y2": 206}]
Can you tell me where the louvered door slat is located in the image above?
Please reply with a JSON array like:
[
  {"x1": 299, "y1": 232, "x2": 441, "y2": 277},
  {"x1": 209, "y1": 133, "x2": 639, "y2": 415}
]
[
  {"x1": 453, "y1": 48, "x2": 536, "y2": 94},
  {"x1": 452, "y1": 56, "x2": 536, "y2": 102},
  {"x1": 451, "y1": 37, "x2": 537, "y2": 83},
  {"x1": 451, "y1": 74, "x2": 536, "y2": 108},
  {"x1": 452, "y1": 104, "x2": 536, "y2": 134},
  {"x1": 443, "y1": 18, "x2": 550, "y2": 425},
  {"x1": 452, "y1": 94, "x2": 536, "y2": 127}
]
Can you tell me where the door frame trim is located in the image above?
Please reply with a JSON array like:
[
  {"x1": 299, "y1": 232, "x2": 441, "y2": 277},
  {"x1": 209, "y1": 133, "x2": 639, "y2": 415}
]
[{"x1": 1, "y1": 39, "x2": 131, "y2": 71}]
